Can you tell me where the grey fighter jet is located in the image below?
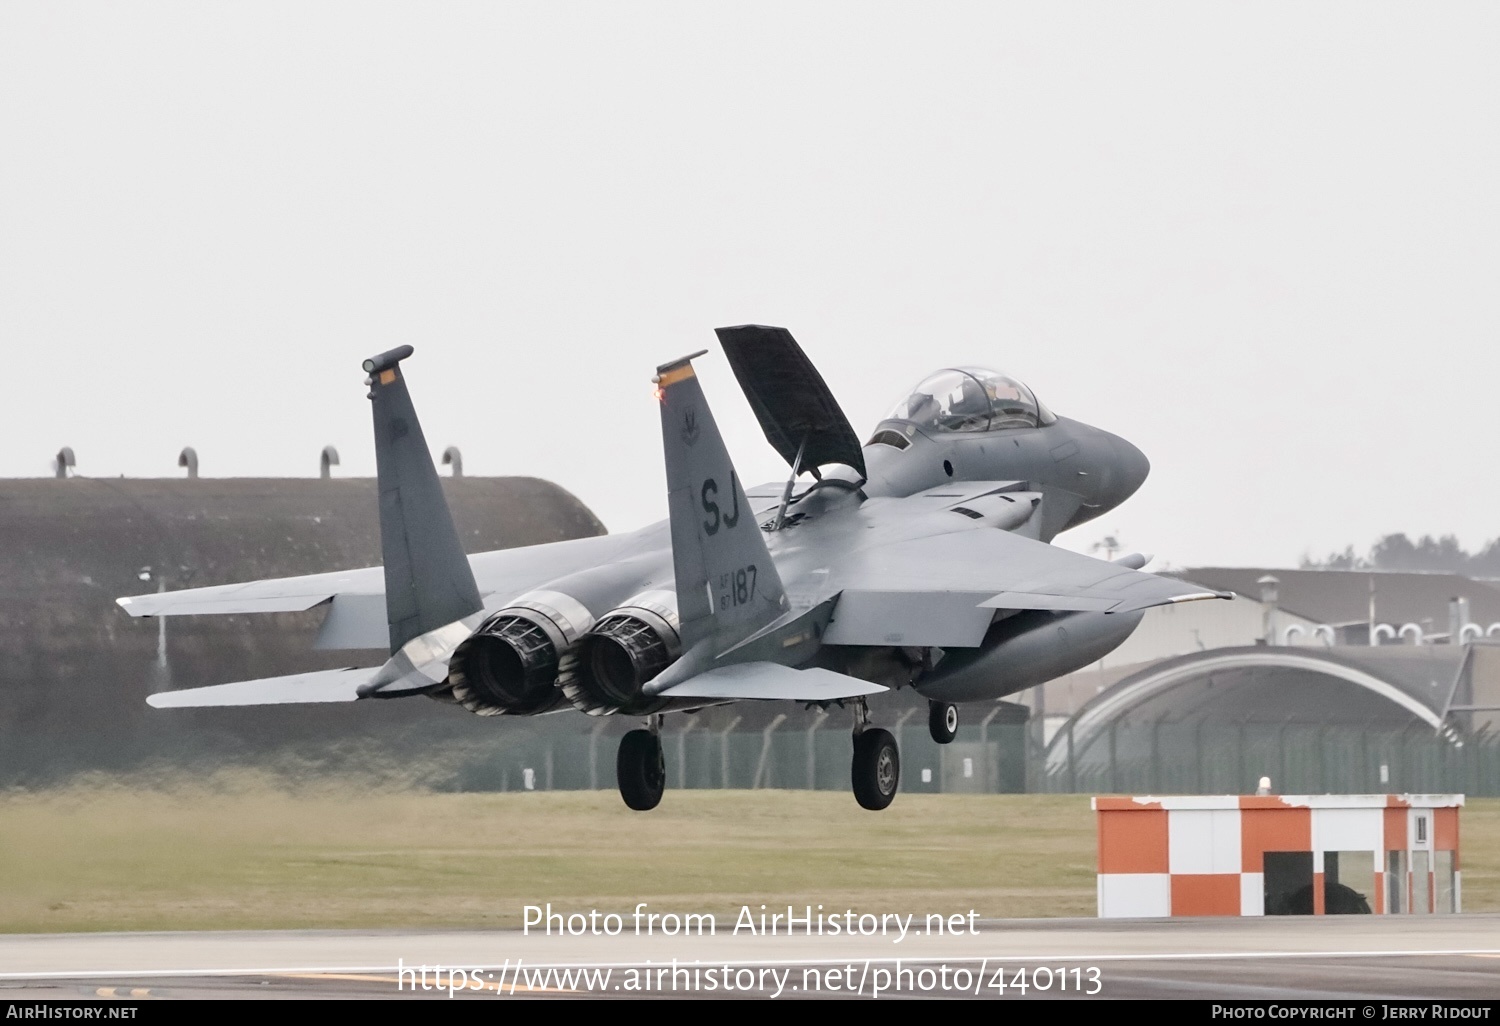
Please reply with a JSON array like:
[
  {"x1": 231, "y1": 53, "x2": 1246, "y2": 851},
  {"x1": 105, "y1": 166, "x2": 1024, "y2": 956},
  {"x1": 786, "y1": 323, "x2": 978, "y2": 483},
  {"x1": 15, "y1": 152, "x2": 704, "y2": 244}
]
[{"x1": 117, "y1": 327, "x2": 1227, "y2": 811}]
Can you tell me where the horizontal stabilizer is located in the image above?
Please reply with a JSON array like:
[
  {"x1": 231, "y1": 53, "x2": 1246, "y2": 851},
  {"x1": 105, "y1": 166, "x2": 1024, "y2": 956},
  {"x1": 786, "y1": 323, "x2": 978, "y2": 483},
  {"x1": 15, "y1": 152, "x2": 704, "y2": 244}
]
[
  {"x1": 146, "y1": 667, "x2": 378, "y2": 708},
  {"x1": 656, "y1": 661, "x2": 885, "y2": 701}
]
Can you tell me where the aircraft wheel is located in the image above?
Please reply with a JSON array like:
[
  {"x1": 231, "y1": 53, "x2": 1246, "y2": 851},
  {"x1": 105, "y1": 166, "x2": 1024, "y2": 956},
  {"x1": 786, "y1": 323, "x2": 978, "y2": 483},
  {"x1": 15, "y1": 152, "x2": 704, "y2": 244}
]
[
  {"x1": 851, "y1": 728, "x2": 900, "y2": 811},
  {"x1": 928, "y1": 701, "x2": 958, "y2": 744},
  {"x1": 617, "y1": 729, "x2": 665, "y2": 811}
]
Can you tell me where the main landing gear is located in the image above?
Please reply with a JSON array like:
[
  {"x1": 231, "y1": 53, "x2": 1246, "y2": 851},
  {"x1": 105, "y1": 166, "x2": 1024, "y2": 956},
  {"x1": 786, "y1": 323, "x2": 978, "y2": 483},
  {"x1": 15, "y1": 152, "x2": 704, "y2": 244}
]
[
  {"x1": 615, "y1": 702, "x2": 922, "y2": 813},
  {"x1": 850, "y1": 698, "x2": 900, "y2": 811},
  {"x1": 617, "y1": 716, "x2": 665, "y2": 811}
]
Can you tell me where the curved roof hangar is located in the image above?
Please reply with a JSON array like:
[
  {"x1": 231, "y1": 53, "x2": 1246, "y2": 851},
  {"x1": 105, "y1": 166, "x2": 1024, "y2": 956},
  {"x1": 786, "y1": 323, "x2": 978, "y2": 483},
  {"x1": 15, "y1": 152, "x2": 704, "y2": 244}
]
[{"x1": 1045, "y1": 644, "x2": 1467, "y2": 774}]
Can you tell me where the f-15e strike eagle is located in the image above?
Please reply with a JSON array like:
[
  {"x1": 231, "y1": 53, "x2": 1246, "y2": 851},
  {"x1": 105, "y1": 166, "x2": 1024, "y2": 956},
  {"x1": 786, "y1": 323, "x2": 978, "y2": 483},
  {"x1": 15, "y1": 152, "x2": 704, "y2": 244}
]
[{"x1": 118, "y1": 326, "x2": 1227, "y2": 811}]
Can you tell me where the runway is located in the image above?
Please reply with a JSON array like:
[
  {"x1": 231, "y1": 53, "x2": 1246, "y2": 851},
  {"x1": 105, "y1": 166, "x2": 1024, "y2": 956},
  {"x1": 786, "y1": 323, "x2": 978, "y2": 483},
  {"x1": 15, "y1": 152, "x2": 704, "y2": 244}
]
[{"x1": 2, "y1": 915, "x2": 1499, "y2": 999}]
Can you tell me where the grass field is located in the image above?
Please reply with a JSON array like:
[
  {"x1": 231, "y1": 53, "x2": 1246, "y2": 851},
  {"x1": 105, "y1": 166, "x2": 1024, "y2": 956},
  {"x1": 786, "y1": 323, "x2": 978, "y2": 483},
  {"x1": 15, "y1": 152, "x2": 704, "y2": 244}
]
[{"x1": 1, "y1": 779, "x2": 1495, "y2": 933}]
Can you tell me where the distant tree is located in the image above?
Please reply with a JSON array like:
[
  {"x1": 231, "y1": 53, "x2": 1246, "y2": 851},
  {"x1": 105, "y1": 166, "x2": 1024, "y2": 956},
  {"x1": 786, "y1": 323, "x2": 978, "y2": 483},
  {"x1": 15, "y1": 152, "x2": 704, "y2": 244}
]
[
  {"x1": 1301, "y1": 545, "x2": 1366, "y2": 570},
  {"x1": 1471, "y1": 538, "x2": 1500, "y2": 577},
  {"x1": 1370, "y1": 533, "x2": 1469, "y2": 573},
  {"x1": 1367, "y1": 533, "x2": 1418, "y2": 570},
  {"x1": 1304, "y1": 533, "x2": 1500, "y2": 575}
]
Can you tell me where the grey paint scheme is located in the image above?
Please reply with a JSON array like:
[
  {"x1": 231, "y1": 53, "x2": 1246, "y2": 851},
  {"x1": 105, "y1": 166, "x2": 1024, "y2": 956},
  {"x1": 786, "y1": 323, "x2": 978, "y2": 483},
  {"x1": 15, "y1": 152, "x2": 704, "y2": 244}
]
[
  {"x1": 859, "y1": 413, "x2": 1151, "y2": 537},
  {"x1": 364, "y1": 345, "x2": 485, "y2": 653},
  {"x1": 118, "y1": 327, "x2": 1226, "y2": 712},
  {"x1": 659, "y1": 353, "x2": 789, "y2": 650}
]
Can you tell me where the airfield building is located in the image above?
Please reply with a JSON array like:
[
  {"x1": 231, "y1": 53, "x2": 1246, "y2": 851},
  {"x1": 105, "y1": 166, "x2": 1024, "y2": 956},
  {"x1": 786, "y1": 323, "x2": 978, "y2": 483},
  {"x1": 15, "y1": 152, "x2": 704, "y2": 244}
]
[
  {"x1": 0, "y1": 473, "x2": 605, "y2": 784},
  {"x1": 1034, "y1": 567, "x2": 1500, "y2": 797}
]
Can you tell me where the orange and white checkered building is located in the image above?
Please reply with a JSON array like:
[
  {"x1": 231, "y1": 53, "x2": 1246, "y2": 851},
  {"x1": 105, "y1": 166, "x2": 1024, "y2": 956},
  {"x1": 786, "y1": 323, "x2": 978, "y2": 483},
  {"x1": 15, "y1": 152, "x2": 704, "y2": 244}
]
[{"x1": 1094, "y1": 794, "x2": 1462, "y2": 918}]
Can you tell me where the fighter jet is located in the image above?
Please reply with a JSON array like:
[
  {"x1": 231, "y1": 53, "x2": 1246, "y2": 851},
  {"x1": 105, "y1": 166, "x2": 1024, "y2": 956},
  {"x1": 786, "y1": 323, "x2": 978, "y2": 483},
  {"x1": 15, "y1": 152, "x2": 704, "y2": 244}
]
[{"x1": 116, "y1": 326, "x2": 1227, "y2": 811}]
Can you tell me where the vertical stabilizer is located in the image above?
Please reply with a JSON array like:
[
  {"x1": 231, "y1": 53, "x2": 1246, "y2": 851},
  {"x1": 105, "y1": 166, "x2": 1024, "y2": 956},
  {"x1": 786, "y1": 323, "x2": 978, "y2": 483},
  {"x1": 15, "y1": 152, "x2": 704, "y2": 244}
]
[
  {"x1": 655, "y1": 352, "x2": 787, "y2": 651},
  {"x1": 364, "y1": 346, "x2": 484, "y2": 654}
]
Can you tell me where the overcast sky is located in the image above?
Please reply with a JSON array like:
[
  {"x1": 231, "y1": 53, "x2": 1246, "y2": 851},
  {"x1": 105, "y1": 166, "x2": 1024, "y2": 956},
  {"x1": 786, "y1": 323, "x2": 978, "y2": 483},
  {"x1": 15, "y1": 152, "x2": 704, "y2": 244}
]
[{"x1": 2, "y1": 2, "x2": 1496, "y2": 569}]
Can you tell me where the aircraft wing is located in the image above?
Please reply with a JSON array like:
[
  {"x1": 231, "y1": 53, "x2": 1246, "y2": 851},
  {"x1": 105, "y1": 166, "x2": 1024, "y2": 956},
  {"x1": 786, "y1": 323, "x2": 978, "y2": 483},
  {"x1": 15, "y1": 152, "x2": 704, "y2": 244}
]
[
  {"x1": 820, "y1": 528, "x2": 1228, "y2": 647},
  {"x1": 656, "y1": 662, "x2": 885, "y2": 701},
  {"x1": 115, "y1": 532, "x2": 651, "y2": 648}
]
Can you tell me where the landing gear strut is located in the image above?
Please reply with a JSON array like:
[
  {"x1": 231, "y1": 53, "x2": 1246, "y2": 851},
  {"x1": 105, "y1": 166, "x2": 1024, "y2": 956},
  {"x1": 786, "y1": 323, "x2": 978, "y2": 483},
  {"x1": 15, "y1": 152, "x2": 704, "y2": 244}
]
[
  {"x1": 617, "y1": 716, "x2": 664, "y2": 811},
  {"x1": 850, "y1": 698, "x2": 900, "y2": 811},
  {"x1": 928, "y1": 701, "x2": 958, "y2": 744}
]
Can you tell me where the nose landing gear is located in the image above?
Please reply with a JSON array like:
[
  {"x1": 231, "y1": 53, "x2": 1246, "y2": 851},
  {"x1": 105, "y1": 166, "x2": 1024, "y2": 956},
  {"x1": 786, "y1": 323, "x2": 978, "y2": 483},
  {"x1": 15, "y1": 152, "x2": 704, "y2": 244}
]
[{"x1": 928, "y1": 700, "x2": 958, "y2": 744}]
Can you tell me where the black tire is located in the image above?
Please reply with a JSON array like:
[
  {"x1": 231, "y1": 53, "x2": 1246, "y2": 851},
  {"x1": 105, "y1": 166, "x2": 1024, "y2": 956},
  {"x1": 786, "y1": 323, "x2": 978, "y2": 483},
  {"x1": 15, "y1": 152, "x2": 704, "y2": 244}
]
[
  {"x1": 928, "y1": 701, "x2": 958, "y2": 745},
  {"x1": 851, "y1": 728, "x2": 900, "y2": 811},
  {"x1": 617, "y1": 729, "x2": 665, "y2": 811}
]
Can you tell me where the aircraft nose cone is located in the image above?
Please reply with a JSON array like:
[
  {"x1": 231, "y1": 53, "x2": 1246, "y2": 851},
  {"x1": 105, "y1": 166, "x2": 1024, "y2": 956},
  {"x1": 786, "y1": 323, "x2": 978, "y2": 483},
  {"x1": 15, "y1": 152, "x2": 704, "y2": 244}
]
[{"x1": 1109, "y1": 434, "x2": 1150, "y2": 504}]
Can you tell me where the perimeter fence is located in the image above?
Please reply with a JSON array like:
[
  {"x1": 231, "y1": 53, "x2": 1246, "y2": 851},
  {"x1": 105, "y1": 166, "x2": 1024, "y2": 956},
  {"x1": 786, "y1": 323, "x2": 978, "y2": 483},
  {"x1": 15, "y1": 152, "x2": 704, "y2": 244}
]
[{"x1": 442, "y1": 718, "x2": 1500, "y2": 797}]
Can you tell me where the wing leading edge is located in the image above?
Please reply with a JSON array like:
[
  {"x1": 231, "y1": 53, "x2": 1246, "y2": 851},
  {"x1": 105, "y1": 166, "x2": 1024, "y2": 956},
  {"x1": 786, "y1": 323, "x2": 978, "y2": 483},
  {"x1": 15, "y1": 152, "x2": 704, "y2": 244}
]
[
  {"x1": 820, "y1": 528, "x2": 1229, "y2": 647},
  {"x1": 116, "y1": 566, "x2": 378, "y2": 618},
  {"x1": 115, "y1": 532, "x2": 648, "y2": 655}
]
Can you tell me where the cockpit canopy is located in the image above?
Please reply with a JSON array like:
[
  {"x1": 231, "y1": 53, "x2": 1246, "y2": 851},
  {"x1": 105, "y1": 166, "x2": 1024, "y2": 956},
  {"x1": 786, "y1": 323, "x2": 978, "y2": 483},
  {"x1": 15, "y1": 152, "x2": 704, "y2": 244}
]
[{"x1": 885, "y1": 367, "x2": 1055, "y2": 433}]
